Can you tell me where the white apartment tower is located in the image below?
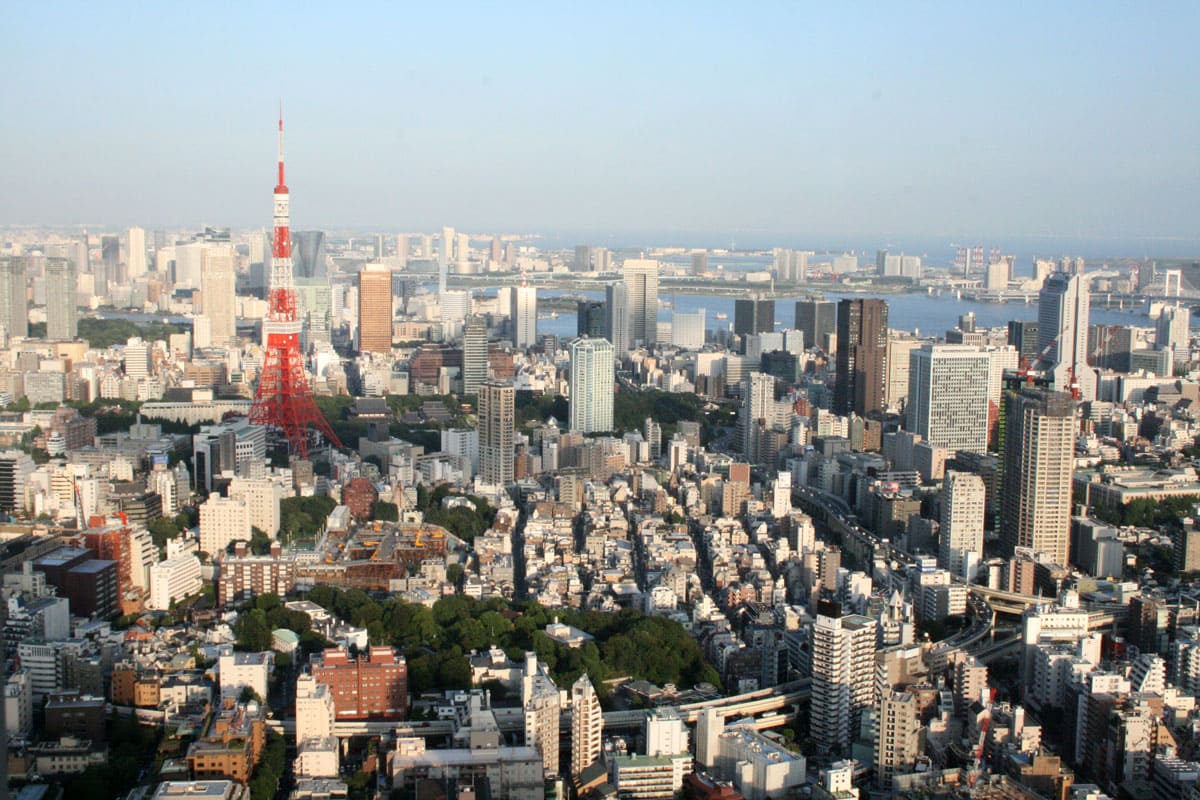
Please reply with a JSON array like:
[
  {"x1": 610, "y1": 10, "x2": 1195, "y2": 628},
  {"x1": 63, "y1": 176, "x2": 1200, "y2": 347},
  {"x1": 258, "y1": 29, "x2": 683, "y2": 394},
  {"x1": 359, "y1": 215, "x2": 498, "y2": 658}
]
[
  {"x1": 939, "y1": 471, "x2": 986, "y2": 580},
  {"x1": 907, "y1": 344, "x2": 991, "y2": 454},
  {"x1": 200, "y1": 245, "x2": 237, "y2": 346},
  {"x1": 511, "y1": 286, "x2": 537, "y2": 349},
  {"x1": 605, "y1": 281, "x2": 631, "y2": 355},
  {"x1": 569, "y1": 337, "x2": 614, "y2": 434},
  {"x1": 45, "y1": 258, "x2": 77, "y2": 340},
  {"x1": 810, "y1": 612, "x2": 877, "y2": 754},
  {"x1": 127, "y1": 226, "x2": 147, "y2": 276},
  {"x1": 623, "y1": 259, "x2": 659, "y2": 348},
  {"x1": 0, "y1": 257, "x2": 28, "y2": 341},
  {"x1": 570, "y1": 674, "x2": 603, "y2": 778},
  {"x1": 462, "y1": 315, "x2": 489, "y2": 396},
  {"x1": 439, "y1": 226, "x2": 454, "y2": 295},
  {"x1": 1038, "y1": 265, "x2": 1097, "y2": 401}
]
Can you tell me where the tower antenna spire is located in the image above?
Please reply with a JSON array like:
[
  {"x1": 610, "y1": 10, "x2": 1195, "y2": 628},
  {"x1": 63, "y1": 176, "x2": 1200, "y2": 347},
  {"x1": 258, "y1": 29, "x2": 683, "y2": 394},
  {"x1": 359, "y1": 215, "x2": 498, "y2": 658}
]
[{"x1": 277, "y1": 102, "x2": 286, "y2": 189}]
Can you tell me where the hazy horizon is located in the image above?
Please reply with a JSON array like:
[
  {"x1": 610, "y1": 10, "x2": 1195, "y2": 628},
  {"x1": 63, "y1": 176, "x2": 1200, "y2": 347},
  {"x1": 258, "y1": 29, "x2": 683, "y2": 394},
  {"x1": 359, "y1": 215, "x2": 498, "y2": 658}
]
[{"x1": 4, "y1": 4, "x2": 1198, "y2": 242}]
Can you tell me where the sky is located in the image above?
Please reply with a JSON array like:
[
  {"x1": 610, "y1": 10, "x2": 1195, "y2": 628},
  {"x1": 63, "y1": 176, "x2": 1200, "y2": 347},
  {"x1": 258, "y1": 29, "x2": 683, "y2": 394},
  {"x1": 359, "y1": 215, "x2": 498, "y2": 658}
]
[{"x1": 2, "y1": 3, "x2": 1199, "y2": 249}]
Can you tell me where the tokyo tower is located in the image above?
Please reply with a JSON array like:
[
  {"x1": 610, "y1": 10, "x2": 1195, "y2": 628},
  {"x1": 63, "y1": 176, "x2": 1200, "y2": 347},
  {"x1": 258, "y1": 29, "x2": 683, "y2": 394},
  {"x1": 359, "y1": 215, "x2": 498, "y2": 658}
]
[{"x1": 249, "y1": 113, "x2": 342, "y2": 458}]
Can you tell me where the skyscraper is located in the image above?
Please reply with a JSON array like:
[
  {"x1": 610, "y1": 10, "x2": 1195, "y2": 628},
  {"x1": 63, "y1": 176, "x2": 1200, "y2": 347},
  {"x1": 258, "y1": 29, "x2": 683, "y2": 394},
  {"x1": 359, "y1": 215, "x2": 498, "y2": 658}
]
[
  {"x1": 939, "y1": 471, "x2": 986, "y2": 580},
  {"x1": 101, "y1": 234, "x2": 120, "y2": 289},
  {"x1": 622, "y1": 259, "x2": 659, "y2": 348},
  {"x1": 795, "y1": 299, "x2": 835, "y2": 353},
  {"x1": 127, "y1": 226, "x2": 147, "y2": 277},
  {"x1": 478, "y1": 380, "x2": 514, "y2": 486},
  {"x1": 292, "y1": 231, "x2": 327, "y2": 278},
  {"x1": 511, "y1": 286, "x2": 537, "y2": 349},
  {"x1": 462, "y1": 316, "x2": 488, "y2": 396},
  {"x1": 671, "y1": 309, "x2": 706, "y2": 350},
  {"x1": 734, "y1": 297, "x2": 774, "y2": 338},
  {"x1": 737, "y1": 372, "x2": 782, "y2": 464},
  {"x1": 357, "y1": 265, "x2": 393, "y2": 354},
  {"x1": 1007, "y1": 320, "x2": 1040, "y2": 365},
  {"x1": 1038, "y1": 267, "x2": 1096, "y2": 400},
  {"x1": 574, "y1": 245, "x2": 591, "y2": 272},
  {"x1": 874, "y1": 690, "x2": 921, "y2": 790},
  {"x1": 810, "y1": 609, "x2": 877, "y2": 754},
  {"x1": 569, "y1": 337, "x2": 614, "y2": 433},
  {"x1": 1157, "y1": 305, "x2": 1191, "y2": 367},
  {"x1": 439, "y1": 226, "x2": 454, "y2": 294},
  {"x1": 605, "y1": 282, "x2": 631, "y2": 355},
  {"x1": 906, "y1": 344, "x2": 991, "y2": 453},
  {"x1": 1001, "y1": 388, "x2": 1076, "y2": 565},
  {"x1": 691, "y1": 250, "x2": 708, "y2": 275},
  {"x1": 577, "y1": 300, "x2": 606, "y2": 338},
  {"x1": 44, "y1": 258, "x2": 77, "y2": 341},
  {"x1": 0, "y1": 257, "x2": 28, "y2": 341},
  {"x1": 200, "y1": 245, "x2": 237, "y2": 346},
  {"x1": 834, "y1": 298, "x2": 888, "y2": 417},
  {"x1": 570, "y1": 674, "x2": 602, "y2": 778}
]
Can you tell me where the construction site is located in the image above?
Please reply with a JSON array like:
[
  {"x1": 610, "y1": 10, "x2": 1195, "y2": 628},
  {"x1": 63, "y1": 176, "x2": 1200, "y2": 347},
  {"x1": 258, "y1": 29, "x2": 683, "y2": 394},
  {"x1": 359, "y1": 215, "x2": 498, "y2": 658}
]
[{"x1": 296, "y1": 519, "x2": 456, "y2": 592}]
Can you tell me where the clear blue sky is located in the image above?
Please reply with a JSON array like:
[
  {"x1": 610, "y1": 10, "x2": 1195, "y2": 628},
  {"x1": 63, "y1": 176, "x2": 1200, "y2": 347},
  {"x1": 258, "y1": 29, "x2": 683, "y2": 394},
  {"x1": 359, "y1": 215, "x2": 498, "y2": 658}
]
[{"x1": 3, "y1": 3, "x2": 1198, "y2": 246}]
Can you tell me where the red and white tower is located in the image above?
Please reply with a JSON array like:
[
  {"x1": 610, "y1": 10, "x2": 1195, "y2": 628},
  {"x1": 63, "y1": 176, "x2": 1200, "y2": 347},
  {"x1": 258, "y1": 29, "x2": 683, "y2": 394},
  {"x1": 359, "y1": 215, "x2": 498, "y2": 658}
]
[{"x1": 249, "y1": 113, "x2": 342, "y2": 458}]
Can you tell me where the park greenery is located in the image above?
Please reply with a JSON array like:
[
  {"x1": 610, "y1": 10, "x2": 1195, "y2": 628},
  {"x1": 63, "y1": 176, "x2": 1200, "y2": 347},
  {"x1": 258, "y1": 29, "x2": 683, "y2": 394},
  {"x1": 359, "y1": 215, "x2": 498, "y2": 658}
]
[
  {"x1": 515, "y1": 388, "x2": 719, "y2": 443},
  {"x1": 301, "y1": 587, "x2": 721, "y2": 698},
  {"x1": 78, "y1": 317, "x2": 184, "y2": 349},
  {"x1": 1089, "y1": 494, "x2": 1200, "y2": 528},
  {"x1": 64, "y1": 712, "x2": 161, "y2": 797},
  {"x1": 279, "y1": 494, "x2": 337, "y2": 542},
  {"x1": 234, "y1": 593, "x2": 331, "y2": 654}
]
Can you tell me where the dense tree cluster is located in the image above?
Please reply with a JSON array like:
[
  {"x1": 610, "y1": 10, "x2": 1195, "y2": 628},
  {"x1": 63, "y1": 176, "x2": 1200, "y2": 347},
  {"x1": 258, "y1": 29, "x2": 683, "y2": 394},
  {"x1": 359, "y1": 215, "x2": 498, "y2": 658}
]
[
  {"x1": 234, "y1": 593, "x2": 329, "y2": 654},
  {"x1": 279, "y1": 494, "x2": 337, "y2": 542},
  {"x1": 64, "y1": 713, "x2": 161, "y2": 797},
  {"x1": 249, "y1": 731, "x2": 287, "y2": 800},
  {"x1": 415, "y1": 484, "x2": 496, "y2": 543},
  {"x1": 1090, "y1": 494, "x2": 1200, "y2": 528},
  {"x1": 78, "y1": 318, "x2": 184, "y2": 349},
  {"x1": 301, "y1": 587, "x2": 720, "y2": 697}
]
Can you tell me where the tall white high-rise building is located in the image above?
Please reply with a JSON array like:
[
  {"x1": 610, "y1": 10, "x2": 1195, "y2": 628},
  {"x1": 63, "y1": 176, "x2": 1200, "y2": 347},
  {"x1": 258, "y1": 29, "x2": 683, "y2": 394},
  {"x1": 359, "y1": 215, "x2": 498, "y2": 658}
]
[
  {"x1": 462, "y1": 316, "x2": 489, "y2": 396},
  {"x1": 810, "y1": 612, "x2": 877, "y2": 754},
  {"x1": 511, "y1": 286, "x2": 537, "y2": 349},
  {"x1": 478, "y1": 381, "x2": 514, "y2": 486},
  {"x1": 522, "y1": 653, "x2": 561, "y2": 776},
  {"x1": 1157, "y1": 305, "x2": 1191, "y2": 367},
  {"x1": 939, "y1": 471, "x2": 986, "y2": 580},
  {"x1": 569, "y1": 337, "x2": 614, "y2": 433},
  {"x1": 907, "y1": 344, "x2": 991, "y2": 453},
  {"x1": 671, "y1": 309, "x2": 706, "y2": 350},
  {"x1": 605, "y1": 282, "x2": 631, "y2": 354},
  {"x1": 123, "y1": 339, "x2": 152, "y2": 381},
  {"x1": 440, "y1": 289, "x2": 470, "y2": 330},
  {"x1": 44, "y1": 258, "x2": 77, "y2": 340},
  {"x1": 0, "y1": 257, "x2": 28, "y2": 341},
  {"x1": 1038, "y1": 266, "x2": 1097, "y2": 400},
  {"x1": 200, "y1": 245, "x2": 237, "y2": 346},
  {"x1": 570, "y1": 674, "x2": 602, "y2": 778},
  {"x1": 623, "y1": 258, "x2": 659, "y2": 348},
  {"x1": 439, "y1": 226, "x2": 454, "y2": 294},
  {"x1": 127, "y1": 226, "x2": 147, "y2": 277}
]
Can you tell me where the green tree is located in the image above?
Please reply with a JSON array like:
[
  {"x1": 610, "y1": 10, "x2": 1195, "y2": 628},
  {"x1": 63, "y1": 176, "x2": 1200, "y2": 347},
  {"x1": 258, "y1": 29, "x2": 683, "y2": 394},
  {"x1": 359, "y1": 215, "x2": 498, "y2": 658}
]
[
  {"x1": 374, "y1": 500, "x2": 399, "y2": 521},
  {"x1": 235, "y1": 609, "x2": 273, "y2": 651}
]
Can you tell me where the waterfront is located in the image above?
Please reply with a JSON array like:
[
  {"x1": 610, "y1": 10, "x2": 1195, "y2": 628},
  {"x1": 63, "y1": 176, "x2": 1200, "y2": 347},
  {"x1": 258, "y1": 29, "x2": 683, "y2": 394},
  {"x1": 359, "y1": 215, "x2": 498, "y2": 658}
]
[{"x1": 537, "y1": 288, "x2": 1152, "y2": 340}]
